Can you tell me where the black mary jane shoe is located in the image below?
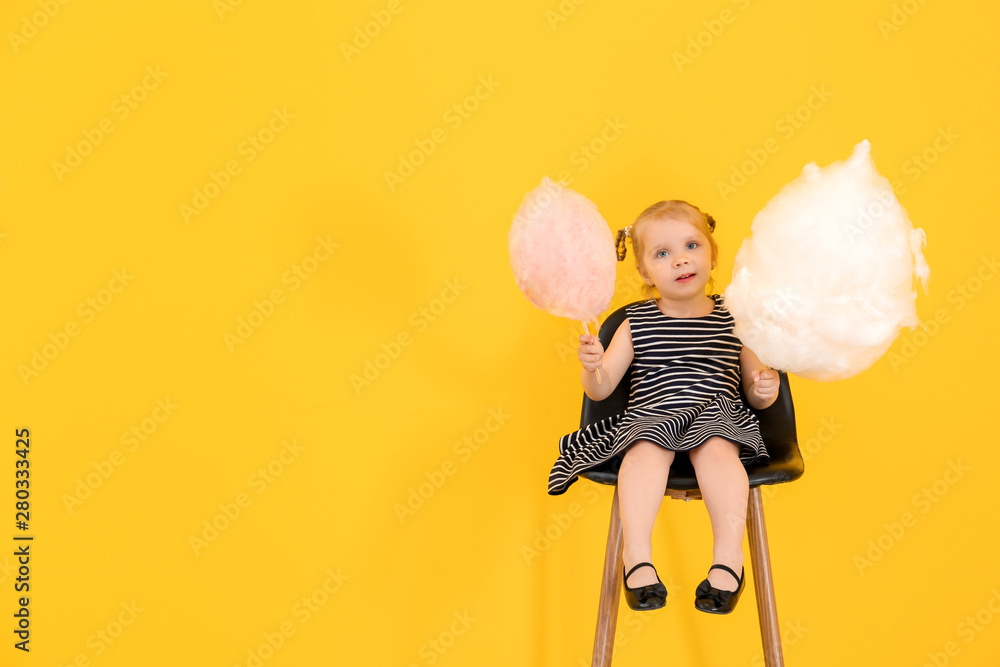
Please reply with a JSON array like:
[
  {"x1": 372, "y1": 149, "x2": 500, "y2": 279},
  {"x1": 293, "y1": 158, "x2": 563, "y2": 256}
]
[
  {"x1": 694, "y1": 564, "x2": 745, "y2": 615},
  {"x1": 622, "y1": 562, "x2": 668, "y2": 611}
]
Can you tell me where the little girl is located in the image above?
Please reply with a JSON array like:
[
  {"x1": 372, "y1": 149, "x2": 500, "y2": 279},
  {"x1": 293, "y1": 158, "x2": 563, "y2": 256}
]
[{"x1": 547, "y1": 200, "x2": 779, "y2": 614}]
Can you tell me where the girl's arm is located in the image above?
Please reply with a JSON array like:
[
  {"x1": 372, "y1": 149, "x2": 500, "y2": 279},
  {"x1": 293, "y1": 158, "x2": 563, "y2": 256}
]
[
  {"x1": 739, "y1": 346, "x2": 780, "y2": 410},
  {"x1": 578, "y1": 318, "x2": 635, "y2": 401}
]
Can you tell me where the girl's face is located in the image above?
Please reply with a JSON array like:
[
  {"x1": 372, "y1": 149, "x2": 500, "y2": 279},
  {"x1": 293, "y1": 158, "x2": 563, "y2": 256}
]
[{"x1": 636, "y1": 216, "x2": 715, "y2": 301}]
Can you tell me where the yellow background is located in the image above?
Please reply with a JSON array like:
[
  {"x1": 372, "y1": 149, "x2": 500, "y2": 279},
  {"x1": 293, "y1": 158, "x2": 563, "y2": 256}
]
[{"x1": 2, "y1": 0, "x2": 998, "y2": 665}]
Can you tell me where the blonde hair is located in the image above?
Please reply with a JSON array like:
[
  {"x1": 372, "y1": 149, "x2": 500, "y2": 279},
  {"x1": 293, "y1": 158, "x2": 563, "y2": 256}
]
[{"x1": 616, "y1": 200, "x2": 719, "y2": 298}]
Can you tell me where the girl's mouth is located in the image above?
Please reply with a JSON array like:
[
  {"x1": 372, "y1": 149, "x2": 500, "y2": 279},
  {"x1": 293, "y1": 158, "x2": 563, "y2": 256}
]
[{"x1": 676, "y1": 273, "x2": 696, "y2": 282}]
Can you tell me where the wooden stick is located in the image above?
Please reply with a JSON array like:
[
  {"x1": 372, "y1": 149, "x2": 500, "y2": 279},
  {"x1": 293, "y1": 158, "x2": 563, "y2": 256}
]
[{"x1": 581, "y1": 321, "x2": 602, "y2": 384}]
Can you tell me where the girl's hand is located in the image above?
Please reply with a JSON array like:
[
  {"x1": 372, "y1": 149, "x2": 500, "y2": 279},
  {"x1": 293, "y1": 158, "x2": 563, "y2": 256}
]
[
  {"x1": 578, "y1": 334, "x2": 605, "y2": 374},
  {"x1": 750, "y1": 369, "x2": 779, "y2": 402}
]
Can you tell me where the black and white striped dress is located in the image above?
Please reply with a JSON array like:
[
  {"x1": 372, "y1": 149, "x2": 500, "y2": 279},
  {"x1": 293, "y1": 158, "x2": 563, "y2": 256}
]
[{"x1": 547, "y1": 295, "x2": 769, "y2": 496}]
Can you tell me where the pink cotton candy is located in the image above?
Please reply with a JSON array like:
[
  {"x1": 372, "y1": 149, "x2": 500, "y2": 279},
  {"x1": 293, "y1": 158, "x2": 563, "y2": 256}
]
[{"x1": 509, "y1": 178, "x2": 617, "y2": 323}]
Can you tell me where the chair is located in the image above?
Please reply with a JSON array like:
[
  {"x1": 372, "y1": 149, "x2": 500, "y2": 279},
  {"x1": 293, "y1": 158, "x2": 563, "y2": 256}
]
[{"x1": 577, "y1": 303, "x2": 804, "y2": 667}]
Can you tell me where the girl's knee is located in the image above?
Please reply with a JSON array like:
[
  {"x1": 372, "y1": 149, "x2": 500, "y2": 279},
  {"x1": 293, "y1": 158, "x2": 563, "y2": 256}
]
[
  {"x1": 690, "y1": 437, "x2": 742, "y2": 465},
  {"x1": 623, "y1": 440, "x2": 675, "y2": 464}
]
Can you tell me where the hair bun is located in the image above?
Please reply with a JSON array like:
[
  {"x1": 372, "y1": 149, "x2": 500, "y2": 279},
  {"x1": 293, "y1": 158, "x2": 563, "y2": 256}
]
[{"x1": 706, "y1": 214, "x2": 717, "y2": 231}]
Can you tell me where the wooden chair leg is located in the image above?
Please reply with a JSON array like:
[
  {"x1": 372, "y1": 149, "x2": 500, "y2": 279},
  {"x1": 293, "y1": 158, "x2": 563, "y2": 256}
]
[
  {"x1": 747, "y1": 486, "x2": 784, "y2": 667},
  {"x1": 592, "y1": 486, "x2": 623, "y2": 667}
]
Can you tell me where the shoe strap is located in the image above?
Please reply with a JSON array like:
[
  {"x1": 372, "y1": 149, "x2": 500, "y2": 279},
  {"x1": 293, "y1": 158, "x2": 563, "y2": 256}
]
[
  {"x1": 624, "y1": 561, "x2": 658, "y2": 581},
  {"x1": 709, "y1": 563, "x2": 743, "y2": 585}
]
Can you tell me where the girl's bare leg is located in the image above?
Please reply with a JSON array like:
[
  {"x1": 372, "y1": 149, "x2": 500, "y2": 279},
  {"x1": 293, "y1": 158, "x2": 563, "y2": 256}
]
[
  {"x1": 688, "y1": 437, "x2": 749, "y2": 591},
  {"x1": 617, "y1": 440, "x2": 675, "y2": 588}
]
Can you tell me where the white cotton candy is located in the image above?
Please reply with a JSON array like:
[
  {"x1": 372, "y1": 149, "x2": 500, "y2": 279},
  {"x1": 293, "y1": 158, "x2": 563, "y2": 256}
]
[
  {"x1": 509, "y1": 177, "x2": 617, "y2": 323},
  {"x1": 724, "y1": 140, "x2": 930, "y2": 381}
]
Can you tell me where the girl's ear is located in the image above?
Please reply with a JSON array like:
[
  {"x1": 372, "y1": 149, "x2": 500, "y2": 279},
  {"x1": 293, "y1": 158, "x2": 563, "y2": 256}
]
[{"x1": 637, "y1": 262, "x2": 653, "y2": 285}]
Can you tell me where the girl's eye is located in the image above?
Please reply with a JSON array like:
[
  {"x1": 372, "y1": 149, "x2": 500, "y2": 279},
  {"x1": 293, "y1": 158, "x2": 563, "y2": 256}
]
[
  {"x1": 656, "y1": 250, "x2": 668, "y2": 258},
  {"x1": 686, "y1": 242, "x2": 699, "y2": 250}
]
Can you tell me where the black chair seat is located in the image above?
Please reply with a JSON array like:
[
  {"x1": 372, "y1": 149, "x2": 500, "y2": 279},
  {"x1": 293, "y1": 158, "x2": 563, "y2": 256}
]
[{"x1": 580, "y1": 436, "x2": 803, "y2": 490}]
